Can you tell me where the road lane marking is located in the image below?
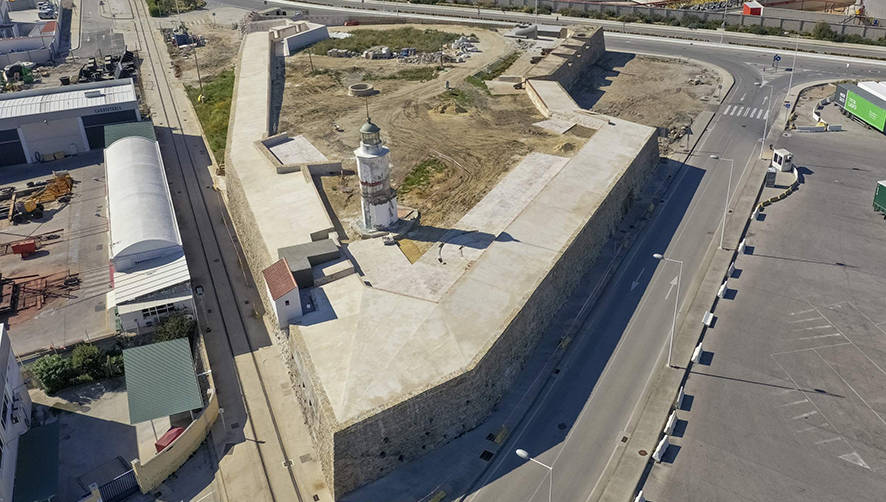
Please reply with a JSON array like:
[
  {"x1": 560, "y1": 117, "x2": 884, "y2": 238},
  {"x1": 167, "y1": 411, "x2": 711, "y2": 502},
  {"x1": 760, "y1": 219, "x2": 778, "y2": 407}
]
[
  {"x1": 792, "y1": 333, "x2": 842, "y2": 341},
  {"x1": 790, "y1": 308, "x2": 816, "y2": 316},
  {"x1": 779, "y1": 399, "x2": 809, "y2": 407},
  {"x1": 815, "y1": 437, "x2": 843, "y2": 445},
  {"x1": 795, "y1": 325, "x2": 833, "y2": 330},
  {"x1": 724, "y1": 105, "x2": 734, "y2": 115}
]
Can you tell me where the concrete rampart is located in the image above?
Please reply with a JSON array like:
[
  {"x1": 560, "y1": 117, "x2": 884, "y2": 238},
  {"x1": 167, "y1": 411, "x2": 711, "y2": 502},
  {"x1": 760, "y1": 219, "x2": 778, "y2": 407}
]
[{"x1": 131, "y1": 390, "x2": 220, "y2": 493}]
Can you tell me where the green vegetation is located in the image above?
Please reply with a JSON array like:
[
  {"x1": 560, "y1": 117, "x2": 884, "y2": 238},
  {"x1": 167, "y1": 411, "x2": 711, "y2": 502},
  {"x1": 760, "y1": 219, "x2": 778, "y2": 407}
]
[
  {"x1": 440, "y1": 88, "x2": 475, "y2": 108},
  {"x1": 72, "y1": 343, "x2": 105, "y2": 380},
  {"x1": 367, "y1": 66, "x2": 439, "y2": 82},
  {"x1": 399, "y1": 157, "x2": 448, "y2": 195},
  {"x1": 310, "y1": 28, "x2": 460, "y2": 54},
  {"x1": 186, "y1": 69, "x2": 234, "y2": 165},
  {"x1": 31, "y1": 354, "x2": 73, "y2": 395},
  {"x1": 809, "y1": 21, "x2": 886, "y2": 46},
  {"x1": 153, "y1": 313, "x2": 196, "y2": 343},
  {"x1": 465, "y1": 51, "x2": 520, "y2": 91},
  {"x1": 146, "y1": 0, "x2": 205, "y2": 17}
]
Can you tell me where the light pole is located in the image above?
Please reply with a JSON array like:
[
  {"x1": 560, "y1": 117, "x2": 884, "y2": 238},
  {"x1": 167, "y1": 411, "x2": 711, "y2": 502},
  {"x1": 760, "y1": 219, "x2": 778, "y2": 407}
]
[
  {"x1": 653, "y1": 253, "x2": 683, "y2": 368},
  {"x1": 760, "y1": 85, "x2": 773, "y2": 158},
  {"x1": 710, "y1": 154, "x2": 734, "y2": 250},
  {"x1": 515, "y1": 449, "x2": 552, "y2": 502}
]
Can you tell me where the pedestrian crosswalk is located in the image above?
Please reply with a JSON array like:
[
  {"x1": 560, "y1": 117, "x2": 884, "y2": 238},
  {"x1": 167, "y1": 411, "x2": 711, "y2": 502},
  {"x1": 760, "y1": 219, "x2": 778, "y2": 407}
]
[{"x1": 721, "y1": 104, "x2": 769, "y2": 121}]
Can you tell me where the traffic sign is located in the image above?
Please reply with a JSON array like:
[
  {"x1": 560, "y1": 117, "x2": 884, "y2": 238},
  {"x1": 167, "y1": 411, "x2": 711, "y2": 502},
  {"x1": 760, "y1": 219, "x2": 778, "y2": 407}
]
[
  {"x1": 784, "y1": 102, "x2": 791, "y2": 109},
  {"x1": 773, "y1": 54, "x2": 782, "y2": 61}
]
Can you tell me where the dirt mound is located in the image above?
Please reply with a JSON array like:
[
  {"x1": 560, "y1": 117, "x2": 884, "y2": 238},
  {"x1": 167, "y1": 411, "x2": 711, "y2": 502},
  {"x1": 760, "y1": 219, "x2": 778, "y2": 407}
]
[
  {"x1": 554, "y1": 141, "x2": 576, "y2": 153},
  {"x1": 433, "y1": 102, "x2": 467, "y2": 114}
]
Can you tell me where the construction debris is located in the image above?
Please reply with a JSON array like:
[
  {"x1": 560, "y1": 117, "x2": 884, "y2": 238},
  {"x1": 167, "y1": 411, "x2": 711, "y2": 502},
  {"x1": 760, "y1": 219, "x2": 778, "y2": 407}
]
[{"x1": 2, "y1": 172, "x2": 73, "y2": 224}]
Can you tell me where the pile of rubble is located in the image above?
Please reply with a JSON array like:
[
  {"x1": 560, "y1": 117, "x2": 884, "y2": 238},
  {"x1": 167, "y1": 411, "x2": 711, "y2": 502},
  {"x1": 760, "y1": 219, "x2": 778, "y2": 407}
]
[{"x1": 327, "y1": 48, "x2": 359, "y2": 57}]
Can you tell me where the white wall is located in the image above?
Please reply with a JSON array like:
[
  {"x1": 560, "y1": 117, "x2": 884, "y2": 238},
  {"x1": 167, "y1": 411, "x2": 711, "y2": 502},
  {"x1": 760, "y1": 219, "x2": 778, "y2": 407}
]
[
  {"x1": 271, "y1": 287, "x2": 302, "y2": 329},
  {"x1": 0, "y1": 326, "x2": 30, "y2": 502},
  {"x1": 118, "y1": 297, "x2": 196, "y2": 333},
  {"x1": 282, "y1": 24, "x2": 329, "y2": 56},
  {"x1": 19, "y1": 117, "x2": 87, "y2": 162}
]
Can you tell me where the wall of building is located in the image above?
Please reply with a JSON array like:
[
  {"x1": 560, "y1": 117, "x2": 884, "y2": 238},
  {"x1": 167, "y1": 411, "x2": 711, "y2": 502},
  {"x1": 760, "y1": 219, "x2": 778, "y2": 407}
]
[
  {"x1": 537, "y1": 29, "x2": 605, "y2": 92},
  {"x1": 18, "y1": 116, "x2": 87, "y2": 161},
  {"x1": 131, "y1": 390, "x2": 219, "y2": 493},
  {"x1": 0, "y1": 325, "x2": 31, "y2": 502},
  {"x1": 324, "y1": 129, "x2": 659, "y2": 496},
  {"x1": 117, "y1": 297, "x2": 196, "y2": 332}
]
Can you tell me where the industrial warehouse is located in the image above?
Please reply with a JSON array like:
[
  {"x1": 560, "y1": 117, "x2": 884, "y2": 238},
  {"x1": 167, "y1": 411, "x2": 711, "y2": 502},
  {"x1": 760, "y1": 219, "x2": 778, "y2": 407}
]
[{"x1": 0, "y1": 78, "x2": 139, "y2": 166}]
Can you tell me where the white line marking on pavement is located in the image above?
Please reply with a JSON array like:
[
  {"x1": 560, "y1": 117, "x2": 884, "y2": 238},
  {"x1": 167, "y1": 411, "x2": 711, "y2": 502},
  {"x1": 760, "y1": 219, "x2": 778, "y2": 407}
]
[
  {"x1": 813, "y1": 305, "x2": 886, "y2": 378},
  {"x1": 840, "y1": 451, "x2": 871, "y2": 470},
  {"x1": 724, "y1": 105, "x2": 734, "y2": 115},
  {"x1": 743, "y1": 107, "x2": 752, "y2": 117},
  {"x1": 740, "y1": 92, "x2": 746, "y2": 101},
  {"x1": 755, "y1": 108, "x2": 763, "y2": 119},
  {"x1": 732, "y1": 106, "x2": 743, "y2": 116},
  {"x1": 794, "y1": 325, "x2": 833, "y2": 330},
  {"x1": 780, "y1": 399, "x2": 809, "y2": 407},
  {"x1": 795, "y1": 426, "x2": 817, "y2": 433},
  {"x1": 789, "y1": 308, "x2": 816, "y2": 316},
  {"x1": 788, "y1": 317, "x2": 822, "y2": 323},
  {"x1": 762, "y1": 95, "x2": 769, "y2": 104},
  {"x1": 793, "y1": 410, "x2": 819, "y2": 420},
  {"x1": 814, "y1": 349, "x2": 886, "y2": 426},
  {"x1": 815, "y1": 437, "x2": 843, "y2": 445},
  {"x1": 771, "y1": 342, "x2": 852, "y2": 356},
  {"x1": 763, "y1": 110, "x2": 769, "y2": 121},
  {"x1": 792, "y1": 333, "x2": 842, "y2": 341}
]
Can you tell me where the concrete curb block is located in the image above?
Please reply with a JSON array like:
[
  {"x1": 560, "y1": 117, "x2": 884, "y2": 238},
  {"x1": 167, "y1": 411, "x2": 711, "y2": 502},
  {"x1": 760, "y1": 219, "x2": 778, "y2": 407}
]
[{"x1": 757, "y1": 166, "x2": 799, "y2": 210}]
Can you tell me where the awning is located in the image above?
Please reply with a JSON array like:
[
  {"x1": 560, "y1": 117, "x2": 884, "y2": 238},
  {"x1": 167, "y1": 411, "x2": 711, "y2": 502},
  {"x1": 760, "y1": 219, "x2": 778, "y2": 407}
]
[
  {"x1": 123, "y1": 338, "x2": 203, "y2": 423},
  {"x1": 14, "y1": 422, "x2": 59, "y2": 502}
]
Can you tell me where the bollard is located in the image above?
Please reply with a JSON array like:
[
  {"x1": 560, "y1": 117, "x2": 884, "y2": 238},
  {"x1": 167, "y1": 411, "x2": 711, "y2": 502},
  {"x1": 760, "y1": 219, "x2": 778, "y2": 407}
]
[
  {"x1": 652, "y1": 435, "x2": 670, "y2": 463},
  {"x1": 691, "y1": 343, "x2": 703, "y2": 363},
  {"x1": 717, "y1": 280, "x2": 727, "y2": 299},
  {"x1": 703, "y1": 312, "x2": 714, "y2": 327},
  {"x1": 664, "y1": 410, "x2": 677, "y2": 435},
  {"x1": 738, "y1": 238, "x2": 747, "y2": 254},
  {"x1": 677, "y1": 385, "x2": 685, "y2": 409},
  {"x1": 633, "y1": 490, "x2": 646, "y2": 502},
  {"x1": 728, "y1": 262, "x2": 736, "y2": 277},
  {"x1": 752, "y1": 207, "x2": 760, "y2": 220}
]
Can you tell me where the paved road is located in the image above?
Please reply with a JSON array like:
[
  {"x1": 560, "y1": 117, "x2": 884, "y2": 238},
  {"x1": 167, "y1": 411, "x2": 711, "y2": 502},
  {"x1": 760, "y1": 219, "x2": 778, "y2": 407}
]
[{"x1": 459, "y1": 37, "x2": 886, "y2": 502}]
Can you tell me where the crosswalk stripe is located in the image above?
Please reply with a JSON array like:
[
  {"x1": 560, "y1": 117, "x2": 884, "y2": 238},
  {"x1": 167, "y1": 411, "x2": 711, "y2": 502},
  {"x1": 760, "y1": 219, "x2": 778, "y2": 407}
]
[
  {"x1": 733, "y1": 106, "x2": 743, "y2": 116},
  {"x1": 755, "y1": 108, "x2": 763, "y2": 119},
  {"x1": 724, "y1": 105, "x2": 733, "y2": 115},
  {"x1": 763, "y1": 110, "x2": 769, "y2": 121},
  {"x1": 743, "y1": 107, "x2": 752, "y2": 117}
]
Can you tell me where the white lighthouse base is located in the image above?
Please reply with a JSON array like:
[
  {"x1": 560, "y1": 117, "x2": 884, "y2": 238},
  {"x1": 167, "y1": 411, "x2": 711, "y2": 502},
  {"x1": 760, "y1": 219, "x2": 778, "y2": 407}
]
[{"x1": 351, "y1": 206, "x2": 419, "y2": 239}]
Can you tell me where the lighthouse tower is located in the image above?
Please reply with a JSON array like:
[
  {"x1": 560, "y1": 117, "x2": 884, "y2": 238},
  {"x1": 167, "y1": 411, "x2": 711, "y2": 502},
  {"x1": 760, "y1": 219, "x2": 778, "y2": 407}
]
[{"x1": 354, "y1": 119, "x2": 398, "y2": 230}]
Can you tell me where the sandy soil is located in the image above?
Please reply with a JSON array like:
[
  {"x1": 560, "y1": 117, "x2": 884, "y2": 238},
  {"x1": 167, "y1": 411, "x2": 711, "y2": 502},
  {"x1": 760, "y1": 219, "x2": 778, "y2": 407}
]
[
  {"x1": 277, "y1": 25, "x2": 574, "y2": 237},
  {"x1": 170, "y1": 24, "x2": 242, "y2": 87},
  {"x1": 793, "y1": 83, "x2": 836, "y2": 127},
  {"x1": 571, "y1": 52, "x2": 721, "y2": 152}
]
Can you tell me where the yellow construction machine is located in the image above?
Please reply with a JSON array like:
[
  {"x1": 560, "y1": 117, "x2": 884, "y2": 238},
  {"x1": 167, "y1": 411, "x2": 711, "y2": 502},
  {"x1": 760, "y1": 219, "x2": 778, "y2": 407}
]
[{"x1": 8, "y1": 172, "x2": 74, "y2": 224}]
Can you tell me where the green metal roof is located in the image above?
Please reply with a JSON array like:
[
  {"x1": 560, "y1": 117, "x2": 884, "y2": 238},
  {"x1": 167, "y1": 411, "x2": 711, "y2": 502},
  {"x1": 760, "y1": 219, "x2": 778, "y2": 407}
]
[
  {"x1": 103, "y1": 121, "x2": 156, "y2": 148},
  {"x1": 14, "y1": 422, "x2": 59, "y2": 502},
  {"x1": 123, "y1": 338, "x2": 203, "y2": 424}
]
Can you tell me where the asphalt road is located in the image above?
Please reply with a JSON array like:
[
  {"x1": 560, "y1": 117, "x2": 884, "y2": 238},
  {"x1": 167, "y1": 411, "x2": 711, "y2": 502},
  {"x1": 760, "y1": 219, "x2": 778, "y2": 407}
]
[
  {"x1": 642, "y1": 116, "x2": 886, "y2": 502},
  {"x1": 460, "y1": 36, "x2": 886, "y2": 502}
]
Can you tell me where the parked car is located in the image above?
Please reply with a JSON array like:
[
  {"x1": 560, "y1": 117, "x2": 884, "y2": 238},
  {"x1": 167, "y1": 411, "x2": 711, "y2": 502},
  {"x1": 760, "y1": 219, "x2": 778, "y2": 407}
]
[{"x1": 38, "y1": 9, "x2": 55, "y2": 18}]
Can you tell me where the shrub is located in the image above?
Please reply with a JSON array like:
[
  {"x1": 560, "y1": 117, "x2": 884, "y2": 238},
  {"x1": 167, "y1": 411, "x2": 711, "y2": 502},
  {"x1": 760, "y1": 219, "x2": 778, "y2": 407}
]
[
  {"x1": 72, "y1": 343, "x2": 105, "y2": 380},
  {"x1": 106, "y1": 354, "x2": 125, "y2": 377},
  {"x1": 153, "y1": 313, "x2": 196, "y2": 343},
  {"x1": 31, "y1": 354, "x2": 73, "y2": 394}
]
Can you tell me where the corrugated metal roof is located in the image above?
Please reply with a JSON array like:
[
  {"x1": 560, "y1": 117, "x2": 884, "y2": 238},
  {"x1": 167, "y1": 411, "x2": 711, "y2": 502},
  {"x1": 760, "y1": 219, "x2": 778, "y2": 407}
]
[
  {"x1": 0, "y1": 78, "x2": 136, "y2": 120},
  {"x1": 123, "y1": 338, "x2": 203, "y2": 424},
  {"x1": 116, "y1": 294, "x2": 193, "y2": 314},
  {"x1": 112, "y1": 252, "x2": 191, "y2": 304},
  {"x1": 106, "y1": 136, "x2": 182, "y2": 267}
]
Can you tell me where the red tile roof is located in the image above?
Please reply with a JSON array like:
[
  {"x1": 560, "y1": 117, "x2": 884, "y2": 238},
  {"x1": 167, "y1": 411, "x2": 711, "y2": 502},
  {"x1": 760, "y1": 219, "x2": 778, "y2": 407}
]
[{"x1": 262, "y1": 258, "x2": 297, "y2": 300}]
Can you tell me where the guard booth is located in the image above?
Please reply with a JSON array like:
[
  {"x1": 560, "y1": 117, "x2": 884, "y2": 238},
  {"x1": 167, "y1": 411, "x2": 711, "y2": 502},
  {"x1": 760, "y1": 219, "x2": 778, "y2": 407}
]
[{"x1": 771, "y1": 148, "x2": 793, "y2": 172}]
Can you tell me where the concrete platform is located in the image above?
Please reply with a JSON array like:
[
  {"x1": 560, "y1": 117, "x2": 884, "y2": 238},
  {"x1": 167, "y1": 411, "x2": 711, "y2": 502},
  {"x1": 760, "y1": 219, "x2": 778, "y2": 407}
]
[{"x1": 267, "y1": 135, "x2": 329, "y2": 165}]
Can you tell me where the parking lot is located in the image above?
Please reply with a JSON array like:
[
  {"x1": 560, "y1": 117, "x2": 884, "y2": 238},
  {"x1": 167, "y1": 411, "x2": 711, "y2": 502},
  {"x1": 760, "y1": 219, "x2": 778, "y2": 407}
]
[
  {"x1": 644, "y1": 124, "x2": 886, "y2": 500},
  {"x1": 0, "y1": 152, "x2": 113, "y2": 355}
]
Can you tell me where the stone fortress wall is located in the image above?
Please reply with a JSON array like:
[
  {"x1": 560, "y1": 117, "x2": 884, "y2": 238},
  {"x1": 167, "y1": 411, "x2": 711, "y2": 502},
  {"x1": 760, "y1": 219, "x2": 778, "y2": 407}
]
[{"x1": 223, "y1": 24, "x2": 660, "y2": 497}]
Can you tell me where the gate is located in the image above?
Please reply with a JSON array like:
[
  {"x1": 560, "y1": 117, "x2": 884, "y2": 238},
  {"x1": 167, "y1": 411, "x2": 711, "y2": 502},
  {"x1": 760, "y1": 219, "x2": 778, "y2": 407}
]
[{"x1": 98, "y1": 469, "x2": 139, "y2": 502}]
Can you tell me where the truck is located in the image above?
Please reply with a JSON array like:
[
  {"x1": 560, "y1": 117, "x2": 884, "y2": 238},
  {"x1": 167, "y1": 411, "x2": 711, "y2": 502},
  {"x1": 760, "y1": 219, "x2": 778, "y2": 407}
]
[
  {"x1": 834, "y1": 83, "x2": 886, "y2": 134},
  {"x1": 876, "y1": 180, "x2": 886, "y2": 217}
]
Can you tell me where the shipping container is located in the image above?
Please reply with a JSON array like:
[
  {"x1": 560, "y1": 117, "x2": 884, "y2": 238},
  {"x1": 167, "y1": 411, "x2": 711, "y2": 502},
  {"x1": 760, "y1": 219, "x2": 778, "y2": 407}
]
[
  {"x1": 835, "y1": 83, "x2": 886, "y2": 133},
  {"x1": 875, "y1": 180, "x2": 886, "y2": 216}
]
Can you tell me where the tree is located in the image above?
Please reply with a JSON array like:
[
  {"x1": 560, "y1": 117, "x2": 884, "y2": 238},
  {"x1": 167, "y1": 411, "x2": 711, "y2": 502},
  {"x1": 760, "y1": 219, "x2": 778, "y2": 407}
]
[
  {"x1": 812, "y1": 22, "x2": 836, "y2": 41},
  {"x1": 31, "y1": 354, "x2": 73, "y2": 394},
  {"x1": 153, "y1": 313, "x2": 196, "y2": 343},
  {"x1": 72, "y1": 343, "x2": 105, "y2": 380}
]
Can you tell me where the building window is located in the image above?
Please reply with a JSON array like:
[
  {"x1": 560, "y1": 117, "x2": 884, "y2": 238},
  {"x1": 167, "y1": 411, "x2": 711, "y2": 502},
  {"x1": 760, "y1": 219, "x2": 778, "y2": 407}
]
[
  {"x1": 141, "y1": 303, "x2": 177, "y2": 319},
  {"x1": 284, "y1": 300, "x2": 290, "y2": 306}
]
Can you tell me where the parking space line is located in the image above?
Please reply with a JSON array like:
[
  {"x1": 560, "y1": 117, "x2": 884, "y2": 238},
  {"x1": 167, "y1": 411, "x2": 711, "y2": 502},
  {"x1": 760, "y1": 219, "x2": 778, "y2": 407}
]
[
  {"x1": 788, "y1": 317, "x2": 823, "y2": 323},
  {"x1": 814, "y1": 305, "x2": 886, "y2": 378},
  {"x1": 771, "y1": 342, "x2": 852, "y2": 356},
  {"x1": 794, "y1": 426, "x2": 818, "y2": 433},
  {"x1": 779, "y1": 399, "x2": 809, "y2": 407},
  {"x1": 813, "y1": 349, "x2": 886, "y2": 427},
  {"x1": 794, "y1": 325, "x2": 834, "y2": 331},
  {"x1": 850, "y1": 303, "x2": 886, "y2": 338},
  {"x1": 792, "y1": 333, "x2": 843, "y2": 341},
  {"x1": 789, "y1": 308, "x2": 816, "y2": 316},
  {"x1": 792, "y1": 410, "x2": 819, "y2": 420},
  {"x1": 815, "y1": 437, "x2": 843, "y2": 445}
]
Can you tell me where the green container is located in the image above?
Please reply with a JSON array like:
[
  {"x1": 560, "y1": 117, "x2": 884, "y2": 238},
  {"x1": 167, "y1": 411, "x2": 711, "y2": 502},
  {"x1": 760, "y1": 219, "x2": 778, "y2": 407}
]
[
  {"x1": 875, "y1": 180, "x2": 886, "y2": 215},
  {"x1": 846, "y1": 91, "x2": 886, "y2": 132}
]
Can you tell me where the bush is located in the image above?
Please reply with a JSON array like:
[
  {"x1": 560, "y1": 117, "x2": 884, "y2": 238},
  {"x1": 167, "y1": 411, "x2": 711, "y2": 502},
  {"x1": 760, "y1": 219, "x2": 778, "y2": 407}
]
[
  {"x1": 31, "y1": 354, "x2": 73, "y2": 394},
  {"x1": 310, "y1": 28, "x2": 459, "y2": 54},
  {"x1": 187, "y1": 69, "x2": 235, "y2": 165},
  {"x1": 812, "y1": 21, "x2": 835, "y2": 41},
  {"x1": 106, "y1": 354, "x2": 125, "y2": 377},
  {"x1": 146, "y1": 0, "x2": 205, "y2": 16},
  {"x1": 153, "y1": 313, "x2": 196, "y2": 343},
  {"x1": 72, "y1": 343, "x2": 105, "y2": 380}
]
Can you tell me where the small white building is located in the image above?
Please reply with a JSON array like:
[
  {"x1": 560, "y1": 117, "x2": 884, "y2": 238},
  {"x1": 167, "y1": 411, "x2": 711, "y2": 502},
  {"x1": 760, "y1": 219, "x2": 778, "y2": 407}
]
[
  {"x1": 0, "y1": 324, "x2": 32, "y2": 502},
  {"x1": 354, "y1": 120, "x2": 398, "y2": 230},
  {"x1": 0, "y1": 78, "x2": 139, "y2": 166},
  {"x1": 262, "y1": 258, "x2": 301, "y2": 329},
  {"x1": 104, "y1": 134, "x2": 195, "y2": 332}
]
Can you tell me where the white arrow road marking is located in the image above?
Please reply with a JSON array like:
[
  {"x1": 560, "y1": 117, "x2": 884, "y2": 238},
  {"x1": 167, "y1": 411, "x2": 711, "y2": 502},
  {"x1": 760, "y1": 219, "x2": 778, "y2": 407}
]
[
  {"x1": 631, "y1": 268, "x2": 645, "y2": 292},
  {"x1": 839, "y1": 451, "x2": 871, "y2": 470},
  {"x1": 665, "y1": 276, "x2": 678, "y2": 300}
]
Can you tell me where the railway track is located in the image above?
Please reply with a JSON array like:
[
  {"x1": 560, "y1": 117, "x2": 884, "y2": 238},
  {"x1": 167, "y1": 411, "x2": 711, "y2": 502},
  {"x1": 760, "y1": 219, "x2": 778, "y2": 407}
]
[{"x1": 122, "y1": 2, "x2": 304, "y2": 500}]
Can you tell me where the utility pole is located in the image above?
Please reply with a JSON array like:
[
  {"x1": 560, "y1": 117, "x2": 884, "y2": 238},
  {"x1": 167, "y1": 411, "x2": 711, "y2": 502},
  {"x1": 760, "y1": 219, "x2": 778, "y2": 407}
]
[
  {"x1": 194, "y1": 45, "x2": 204, "y2": 99},
  {"x1": 307, "y1": 48, "x2": 314, "y2": 72}
]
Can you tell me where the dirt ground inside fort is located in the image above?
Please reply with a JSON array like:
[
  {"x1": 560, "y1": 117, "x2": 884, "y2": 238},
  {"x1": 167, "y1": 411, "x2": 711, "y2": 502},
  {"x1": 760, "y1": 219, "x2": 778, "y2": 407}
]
[
  {"x1": 571, "y1": 51, "x2": 722, "y2": 153},
  {"x1": 276, "y1": 25, "x2": 575, "y2": 237}
]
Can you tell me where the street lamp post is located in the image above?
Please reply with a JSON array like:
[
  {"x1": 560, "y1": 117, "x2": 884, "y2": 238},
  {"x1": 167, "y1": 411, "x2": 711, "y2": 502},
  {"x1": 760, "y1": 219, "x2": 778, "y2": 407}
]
[
  {"x1": 515, "y1": 449, "x2": 552, "y2": 502},
  {"x1": 710, "y1": 154, "x2": 734, "y2": 250},
  {"x1": 653, "y1": 253, "x2": 683, "y2": 368}
]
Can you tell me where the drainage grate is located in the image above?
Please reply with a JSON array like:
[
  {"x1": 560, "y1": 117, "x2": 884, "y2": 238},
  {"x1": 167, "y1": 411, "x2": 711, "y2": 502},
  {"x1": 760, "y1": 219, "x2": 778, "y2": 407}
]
[
  {"x1": 486, "y1": 433, "x2": 496, "y2": 442},
  {"x1": 230, "y1": 422, "x2": 239, "y2": 429},
  {"x1": 480, "y1": 450, "x2": 494, "y2": 461},
  {"x1": 300, "y1": 454, "x2": 313, "y2": 463}
]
